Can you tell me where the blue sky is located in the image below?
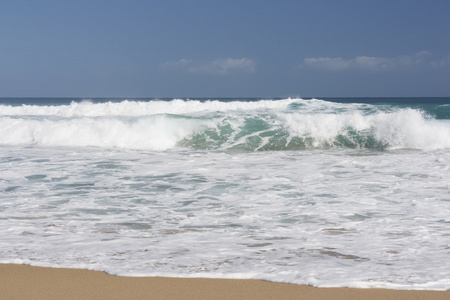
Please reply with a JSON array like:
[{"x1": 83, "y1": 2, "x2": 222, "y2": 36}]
[{"x1": 1, "y1": 0, "x2": 449, "y2": 97}]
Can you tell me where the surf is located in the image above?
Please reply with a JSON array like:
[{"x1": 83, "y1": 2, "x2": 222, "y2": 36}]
[{"x1": 0, "y1": 98, "x2": 449, "y2": 151}]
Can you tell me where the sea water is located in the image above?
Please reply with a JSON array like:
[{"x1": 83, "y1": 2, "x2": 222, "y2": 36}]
[{"x1": 0, "y1": 97, "x2": 449, "y2": 290}]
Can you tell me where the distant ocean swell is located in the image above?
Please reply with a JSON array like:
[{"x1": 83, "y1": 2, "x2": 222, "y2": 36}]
[{"x1": 1, "y1": 98, "x2": 449, "y2": 151}]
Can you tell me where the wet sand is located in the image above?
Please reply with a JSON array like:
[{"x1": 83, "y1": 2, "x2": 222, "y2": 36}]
[{"x1": 1, "y1": 264, "x2": 449, "y2": 300}]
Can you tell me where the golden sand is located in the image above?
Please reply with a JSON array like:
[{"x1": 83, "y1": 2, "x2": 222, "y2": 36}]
[{"x1": 1, "y1": 264, "x2": 449, "y2": 300}]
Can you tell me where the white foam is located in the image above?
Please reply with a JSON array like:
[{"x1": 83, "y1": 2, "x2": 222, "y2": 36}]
[
  {"x1": 0, "y1": 115, "x2": 213, "y2": 150},
  {"x1": 0, "y1": 98, "x2": 298, "y2": 117},
  {"x1": 282, "y1": 108, "x2": 450, "y2": 150},
  {"x1": 1, "y1": 146, "x2": 449, "y2": 289}
]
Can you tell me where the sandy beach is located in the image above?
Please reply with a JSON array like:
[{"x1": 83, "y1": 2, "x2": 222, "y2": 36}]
[{"x1": 0, "y1": 264, "x2": 449, "y2": 300}]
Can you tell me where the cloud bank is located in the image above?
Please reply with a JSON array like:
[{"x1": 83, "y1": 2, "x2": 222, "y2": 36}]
[
  {"x1": 301, "y1": 51, "x2": 450, "y2": 71},
  {"x1": 161, "y1": 58, "x2": 255, "y2": 75}
]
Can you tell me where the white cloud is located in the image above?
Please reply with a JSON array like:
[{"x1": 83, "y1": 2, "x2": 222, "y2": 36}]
[
  {"x1": 160, "y1": 58, "x2": 255, "y2": 75},
  {"x1": 303, "y1": 57, "x2": 353, "y2": 71},
  {"x1": 160, "y1": 58, "x2": 193, "y2": 69},
  {"x1": 430, "y1": 55, "x2": 450, "y2": 68},
  {"x1": 190, "y1": 58, "x2": 255, "y2": 75},
  {"x1": 300, "y1": 51, "x2": 446, "y2": 71}
]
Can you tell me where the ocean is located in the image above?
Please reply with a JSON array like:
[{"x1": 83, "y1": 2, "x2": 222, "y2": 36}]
[{"x1": 1, "y1": 97, "x2": 449, "y2": 290}]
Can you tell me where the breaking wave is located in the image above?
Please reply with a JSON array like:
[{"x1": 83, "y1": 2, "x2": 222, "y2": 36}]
[{"x1": 1, "y1": 98, "x2": 449, "y2": 151}]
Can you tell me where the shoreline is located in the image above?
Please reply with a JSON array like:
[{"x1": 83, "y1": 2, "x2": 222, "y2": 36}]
[{"x1": 1, "y1": 264, "x2": 449, "y2": 300}]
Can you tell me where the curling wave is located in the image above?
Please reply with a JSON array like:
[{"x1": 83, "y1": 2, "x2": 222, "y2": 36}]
[{"x1": 1, "y1": 98, "x2": 449, "y2": 151}]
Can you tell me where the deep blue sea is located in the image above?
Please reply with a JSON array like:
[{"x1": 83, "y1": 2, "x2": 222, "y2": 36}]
[{"x1": 1, "y1": 97, "x2": 449, "y2": 289}]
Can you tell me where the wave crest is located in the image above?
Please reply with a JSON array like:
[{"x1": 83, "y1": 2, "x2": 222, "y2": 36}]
[{"x1": 1, "y1": 99, "x2": 449, "y2": 151}]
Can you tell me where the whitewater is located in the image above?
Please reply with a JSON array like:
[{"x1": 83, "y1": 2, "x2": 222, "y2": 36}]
[{"x1": 1, "y1": 97, "x2": 449, "y2": 290}]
